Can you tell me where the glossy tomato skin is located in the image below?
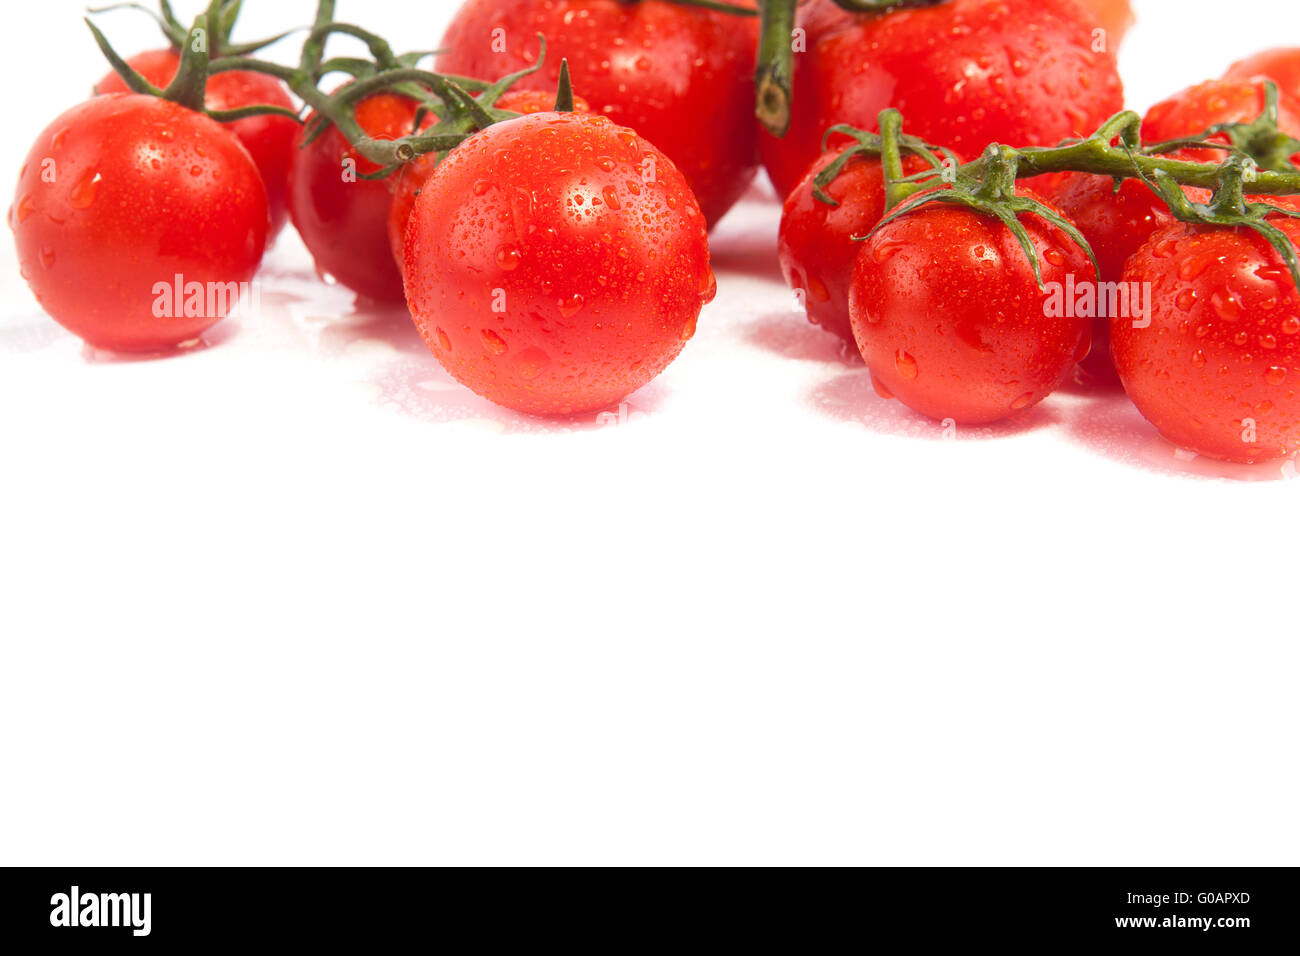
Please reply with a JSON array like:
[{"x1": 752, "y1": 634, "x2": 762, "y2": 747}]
[
  {"x1": 1224, "y1": 47, "x2": 1300, "y2": 104},
  {"x1": 1142, "y1": 78, "x2": 1300, "y2": 164},
  {"x1": 435, "y1": 0, "x2": 759, "y2": 229},
  {"x1": 403, "y1": 112, "x2": 716, "y2": 416},
  {"x1": 385, "y1": 91, "x2": 589, "y2": 267},
  {"x1": 1113, "y1": 220, "x2": 1300, "y2": 463},
  {"x1": 10, "y1": 95, "x2": 267, "y2": 352},
  {"x1": 760, "y1": 0, "x2": 1123, "y2": 197},
  {"x1": 1076, "y1": 0, "x2": 1135, "y2": 44},
  {"x1": 96, "y1": 50, "x2": 297, "y2": 242},
  {"x1": 289, "y1": 92, "x2": 420, "y2": 302},
  {"x1": 1042, "y1": 174, "x2": 1209, "y2": 384},
  {"x1": 848, "y1": 196, "x2": 1094, "y2": 424},
  {"x1": 778, "y1": 150, "x2": 933, "y2": 344}
]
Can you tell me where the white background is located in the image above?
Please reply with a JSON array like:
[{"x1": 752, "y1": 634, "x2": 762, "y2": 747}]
[{"x1": 1, "y1": 0, "x2": 1297, "y2": 865}]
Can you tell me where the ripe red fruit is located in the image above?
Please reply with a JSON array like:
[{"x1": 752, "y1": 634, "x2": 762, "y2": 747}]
[
  {"x1": 759, "y1": 0, "x2": 1124, "y2": 197},
  {"x1": 11, "y1": 95, "x2": 268, "y2": 352},
  {"x1": 1075, "y1": 0, "x2": 1135, "y2": 45},
  {"x1": 1224, "y1": 47, "x2": 1300, "y2": 104},
  {"x1": 434, "y1": 0, "x2": 760, "y2": 228},
  {"x1": 848, "y1": 195, "x2": 1094, "y2": 424},
  {"x1": 1142, "y1": 78, "x2": 1300, "y2": 165},
  {"x1": 778, "y1": 149, "x2": 935, "y2": 345},
  {"x1": 385, "y1": 90, "x2": 590, "y2": 267},
  {"x1": 96, "y1": 49, "x2": 297, "y2": 243},
  {"x1": 403, "y1": 111, "x2": 716, "y2": 416},
  {"x1": 288, "y1": 92, "x2": 421, "y2": 302},
  {"x1": 1114, "y1": 220, "x2": 1300, "y2": 463}
]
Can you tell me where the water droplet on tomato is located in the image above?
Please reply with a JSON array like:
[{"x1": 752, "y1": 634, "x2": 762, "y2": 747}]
[
  {"x1": 12, "y1": 193, "x2": 35, "y2": 225},
  {"x1": 496, "y1": 244, "x2": 521, "y2": 272},
  {"x1": 699, "y1": 270, "x2": 717, "y2": 303},
  {"x1": 69, "y1": 170, "x2": 102, "y2": 209},
  {"x1": 472, "y1": 180, "x2": 492, "y2": 196},
  {"x1": 895, "y1": 350, "x2": 919, "y2": 380},
  {"x1": 1265, "y1": 365, "x2": 1288, "y2": 386},
  {"x1": 1255, "y1": 400, "x2": 1274, "y2": 416},
  {"x1": 1212, "y1": 290, "x2": 1244, "y2": 322},
  {"x1": 596, "y1": 156, "x2": 615, "y2": 172},
  {"x1": 1175, "y1": 288, "x2": 1197, "y2": 312},
  {"x1": 601, "y1": 186, "x2": 621, "y2": 210},
  {"x1": 190, "y1": 165, "x2": 203, "y2": 177},
  {"x1": 515, "y1": 347, "x2": 550, "y2": 381},
  {"x1": 681, "y1": 313, "x2": 698, "y2": 341},
  {"x1": 1010, "y1": 392, "x2": 1035, "y2": 410},
  {"x1": 1282, "y1": 316, "x2": 1300, "y2": 335},
  {"x1": 1043, "y1": 247, "x2": 1065, "y2": 267},
  {"x1": 38, "y1": 247, "x2": 55, "y2": 270},
  {"x1": 1190, "y1": 349, "x2": 1207, "y2": 368},
  {"x1": 1260, "y1": 333, "x2": 1278, "y2": 349},
  {"x1": 1233, "y1": 331, "x2": 1249, "y2": 346},
  {"x1": 558, "y1": 294, "x2": 584, "y2": 319},
  {"x1": 480, "y1": 329, "x2": 508, "y2": 355},
  {"x1": 50, "y1": 128, "x2": 69, "y2": 151},
  {"x1": 872, "y1": 376, "x2": 894, "y2": 400},
  {"x1": 435, "y1": 327, "x2": 452, "y2": 352}
]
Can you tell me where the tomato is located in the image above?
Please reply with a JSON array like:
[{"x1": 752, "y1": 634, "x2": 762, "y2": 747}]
[
  {"x1": 96, "y1": 49, "x2": 297, "y2": 243},
  {"x1": 778, "y1": 149, "x2": 935, "y2": 345},
  {"x1": 10, "y1": 95, "x2": 268, "y2": 352},
  {"x1": 434, "y1": 0, "x2": 759, "y2": 229},
  {"x1": 288, "y1": 92, "x2": 421, "y2": 302},
  {"x1": 848, "y1": 193, "x2": 1094, "y2": 424},
  {"x1": 385, "y1": 90, "x2": 589, "y2": 267},
  {"x1": 1114, "y1": 219, "x2": 1300, "y2": 463},
  {"x1": 759, "y1": 0, "x2": 1123, "y2": 198},
  {"x1": 1040, "y1": 174, "x2": 1210, "y2": 385},
  {"x1": 1142, "y1": 78, "x2": 1300, "y2": 165},
  {"x1": 402, "y1": 111, "x2": 716, "y2": 416},
  {"x1": 1224, "y1": 47, "x2": 1300, "y2": 105}
]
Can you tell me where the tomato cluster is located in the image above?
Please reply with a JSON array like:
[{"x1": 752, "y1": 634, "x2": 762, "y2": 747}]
[{"x1": 9, "y1": 1, "x2": 1300, "y2": 469}]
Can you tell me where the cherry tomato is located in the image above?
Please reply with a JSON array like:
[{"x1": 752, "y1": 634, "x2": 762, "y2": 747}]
[
  {"x1": 1114, "y1": 220, "x2": 1300, "y2": 463},
  {"x1": 1040, "y1": 174, "x2": 1210, "y2": 385},
  {"x1": 288, "y1": 92, "x2": 421, "y2": 302},
  {"x1": 1142, "y1": 78, "x2": 1300, "y2": 165},
  {"x1": 10, "y1": 95, "x2": 268, "y2": 352},
  {"x1": 759, "y1": 0, "x2": 1124, "y2": 198},
  {"x1": 1224, "y1": 47, "x2": 1300, "y2": 105},
  {"x1": 848, "y1": 193, "x2": 1094, "y2": 424},
  {"x1": 778, "y1": 149, "x2": 935, "y2": 345},
  {"x1": 385, "y1": 90, "x2": 590, "y2": 267},
  {"x1": 96, "y1": 50, "x2": 297, "y2": 243},
  {"x1": 403, "y1": 111, "x2": 716, "y2": 416},
  {"x1": 434, "y1": 0, "x2": 759, "y2": 229}
]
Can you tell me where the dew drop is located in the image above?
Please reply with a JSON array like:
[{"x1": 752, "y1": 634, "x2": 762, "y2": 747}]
[
  {"x1": 558, "y1": 293, "x2": 584, "y2": 319},
  {"x1": 895, "y1": 350, "x2": 919, "y2": 380},
  {"x1": 681, "y1": 313, "x2": 698, "y2": 341},
  {"x1": 37, "y1": 247, "x2": 55, "y2": 270},
  {"x1": 472, "y1": 180, "x2": 492, "y2": 196},
  {"x1": 872, "y1": 376, "x2": 894, "y2": 400},
  {"x1": 515, "y1": 346, "x2": 550, "y2": 381},
  {"x1": 12, "y1": 193, "x2": 35, "y2": 225},
  {"x1": 699, "y1": 269, "x2": 717, "y2": 303},
  {"x1": 601, "y1": 185, "x2": 621, "y2": 210},
  {"x1": 1265, "y1": 365, "x2": 1288, "y2": 386},
  {"x1": 807, "y1": 275, "x2": 830, "y2": 303},
  {"x1": 69, "y1": 170, "x2": 102, "y2": 209},
  {"x1": 1190, "y1": 349, "x2": 1207, "y2": 368},
  {"x1": 1212, "y1": 291, "x2": 1245, "y2": 322},
  {"x1": 435, "y1": 327, "x2": 452, "y2": 352},
  {"x1": 1255, "y1": 400, "x2": 1274, "y2": 416},
  {"x1": 1259, "y1": 333, "x2": 1278, "y2": 349},
  {"x1": 1010, "y1": 392, "x2": 1035, "y2": 410},
  {"x1": 1282, "y1": 316, "x2": 1300, "y2": 335},
  {"x1": 480, "y1": 329, "x2": 508, "y2": 355},
  {"x1": 495, "y1": 244, "x2": 521, "y2": 272},
  {"x1": 1175, "y1": 288, "x2": 1197, "y2": 312}
]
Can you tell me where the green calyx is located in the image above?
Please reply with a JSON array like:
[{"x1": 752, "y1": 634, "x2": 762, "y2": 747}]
[{"x1": 826, "y1": 104, "x2": 1300, "y2": 290}]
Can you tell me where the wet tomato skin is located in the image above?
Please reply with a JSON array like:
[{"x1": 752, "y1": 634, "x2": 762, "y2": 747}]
[
  {"x1": 1113, "y1": 220, "x2": 1300, "y2": 463},
  {"x1": 385, "y1": 91, "x2": 590, "y2": 267},
  {"x1": 1142, "y1": 78, "x2": 1300, "y2": 164},
  {"x1": 10, "y1": 94, "x2": 268, "y2": 352},
  {"x1": 96, "y1": 50, "x2": 297, "y2": 243},
  {"x1": 402, "y1": 111, "x2": 715, "y2": 416},
  {"x1": 435, "y1": 0, "x2": 759, "y2": 229},
  {"x1": 288, "y1": 92, "x2": 421, "y2": 302},
  {"x1": 1223, "y1": 48, "x2": 1300, "y2": 106},
  {"x1": 759, "y1": 0, "x2": 1123, "y2": 197},
  {"x1": 778, "y1": 150, "x2": 933, "y2": 345},
  {"x1": 848, "y1": 195, "x2": 1094, "y2": 425}
]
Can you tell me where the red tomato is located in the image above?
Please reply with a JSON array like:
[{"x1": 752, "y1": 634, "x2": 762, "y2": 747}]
[
  {"x1": 288, "y1": 92, "x2": 421, "y2": 302},
  {"x1": 96, "y1": 49, "x2": 297, "y2": 243},
  {"x1": 434, "y1": 0, "x2": 759, "y2": 229},
  {"x1": 385, "y1": 90, "x2": 590, "y2": 267},
  {"x1": 403, "y1": 111, "x2": 716, "y2": 416},
  {"x1": 1114, "y1": 220, "x2": 1300, "y2": 463},
  {"x1": 1040, "y1": 174, "x2": 1210, "y2": 385},
  {"x1": 759, "y1": 0, "x2": 1123, "y2": 197},
  {"x1": 1224, "y1": 47, "x2": 1300, "y2": 105},
  {"x1": 848, "y1": 194, "x2": 1094, "y2": 424},
  {"x1": 778, "y1": 149, "x2": 935, "y2": 345},
  {"x1": 10, "y1": 95, "x2": 268, "y2": 352},
  {"x1": 1142, "y1": 78, "x2": 1300, "y2": 164}
]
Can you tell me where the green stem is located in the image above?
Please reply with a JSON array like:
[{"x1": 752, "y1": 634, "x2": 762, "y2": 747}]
[{"x1": 755, "y1": 0, "x2": 797, "y2": 137}]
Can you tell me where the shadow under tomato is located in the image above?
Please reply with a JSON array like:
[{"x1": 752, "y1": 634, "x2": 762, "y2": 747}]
[
  {"x1": 743, "y1": 311, "x2": 862, "y2": 366},
  {"x1": 1062, "y1": 392, "x2": 1299, "y2": 482},
  {"x1": 810, "y1": 366, "x2": 1062, "y2": 441},
  {"x1": 707, "y1": 229, "x2": 784, "y2": 284}
]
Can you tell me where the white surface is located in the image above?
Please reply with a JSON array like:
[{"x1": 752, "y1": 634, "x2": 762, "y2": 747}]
[{"x1": 1, "y1": 1, "x2": 1297, "y2": 866}]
